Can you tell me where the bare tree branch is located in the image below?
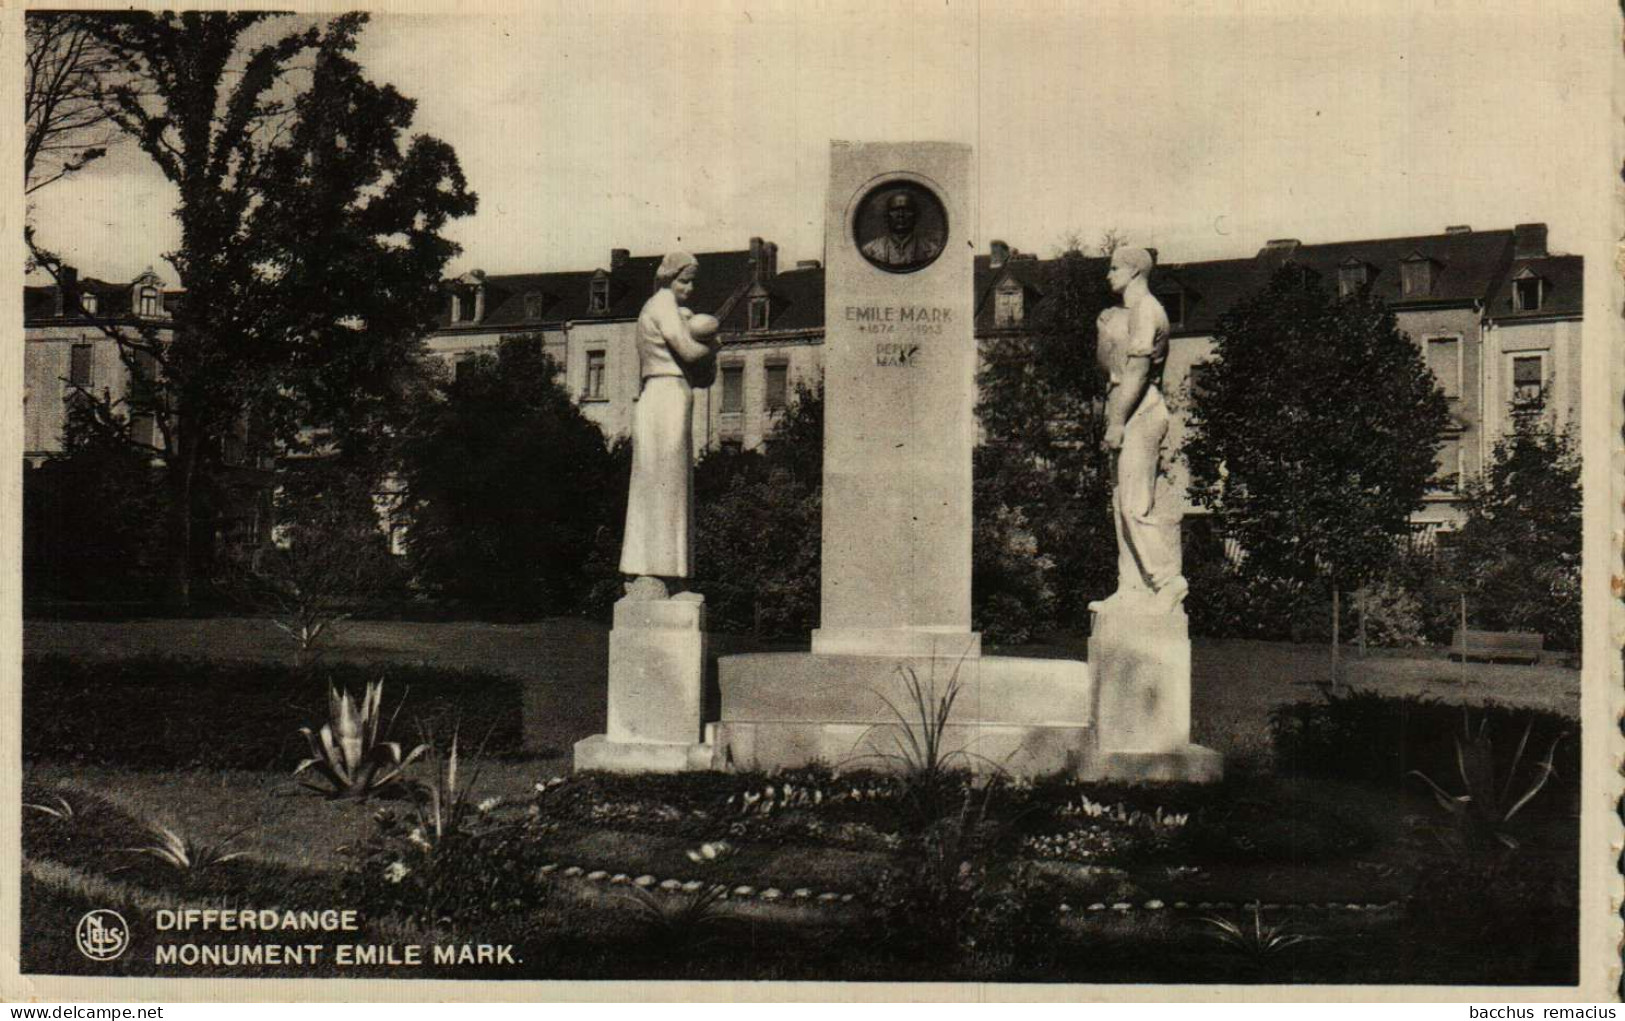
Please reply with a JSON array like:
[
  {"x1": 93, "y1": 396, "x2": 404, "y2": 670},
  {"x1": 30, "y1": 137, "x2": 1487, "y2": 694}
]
[{"x1": 25, "y1": 13, "x2": 123, "y2": 196}]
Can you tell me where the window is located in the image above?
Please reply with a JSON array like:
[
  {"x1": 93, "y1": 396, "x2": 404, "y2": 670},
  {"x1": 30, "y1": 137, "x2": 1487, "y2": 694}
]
[
  {"x1": 749, "y1": 295, "x2": 770, "y2": 331},
  {"x1": 80, "y1": 292, "x2": 98, "y2": 316},
  {"x1": 994, "y1": 282, "x2": 1024, "y2": 328},
  {"x1": 129, "y1": 349, "x2": 159, "y2": 407},
  {"x1": 1511, "y1": 353, "x2": 1545, "y2": 408},
  {"x1": 69, "y1": 343, "x2": 92, "y2": 387},
  {"x1": 1157, "y1": 290, "x2": 1185, "y2": 327},
  {"x1": 589, "y1": 277, "x2": 609, "y2": 314},
  {"x1": 1513, "y1": 276, "x2": 1543, "y2": 312},
  {"x1": 721, "y1": 365, "x2": 744, "y2": 414},
  {"x1": 138, "y1": 286, "x2": 161, "y2": 317},
  {"x1": 765, "y1": 363, "x2": 789, "y2": 411},
  {"x1": 585, "y1": 350, "x2": 606, "y2": 399},
  {"x1": 1401, "y1": 255, "x2": 1435, "y2": 298},
  {"x1": 1432, "y1": 436, "x2": 1462, "y2": 492},
  {"x1": 1426, "y1": 337, "x2": 1460, "y2": 399},
  {"x1": 131, "y1": 412, "x2": 157, "y2": 449},
  {"x1": 457, "y1": 285, "x2": 479, "y2": 322},
  {"x1": 524, "y1": 292, "x2": 545, "y2": 320},
  {"x1": 1338, "y1": 263, "x2": 1369, "y2": 299}
]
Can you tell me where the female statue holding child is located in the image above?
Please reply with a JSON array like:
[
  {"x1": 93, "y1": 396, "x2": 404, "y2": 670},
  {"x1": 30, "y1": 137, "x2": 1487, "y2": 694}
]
[{"x1": 619, "y1": 252, "x2": 721, "y2": 601}]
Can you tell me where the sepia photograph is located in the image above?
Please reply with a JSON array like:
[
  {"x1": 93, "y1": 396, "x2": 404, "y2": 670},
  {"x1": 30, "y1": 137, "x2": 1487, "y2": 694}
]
[{"x1": 6, "y1": 0, "x2": 1619, "y2": 1001}]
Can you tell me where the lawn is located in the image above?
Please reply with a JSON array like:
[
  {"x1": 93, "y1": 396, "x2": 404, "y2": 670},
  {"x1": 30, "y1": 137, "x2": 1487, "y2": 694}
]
[
  {"x1": 18, "y1": 616, "x2": 1582, "y2": 985},
  {"x1": 22, "y1": 615, "x2": 1580, "y2": 767}
]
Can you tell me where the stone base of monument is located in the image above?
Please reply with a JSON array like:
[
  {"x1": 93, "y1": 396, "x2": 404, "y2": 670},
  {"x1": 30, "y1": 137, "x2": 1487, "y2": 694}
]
[
  {"x1": 711, "y1": 648, "x2": 1097, "y2": 776},
  {"x1": 571, "y1": 595, "x2": 716, "y2": 774},
  {"x1": 1081, "y1": 607, "x2": 1223, "y2": 783}
]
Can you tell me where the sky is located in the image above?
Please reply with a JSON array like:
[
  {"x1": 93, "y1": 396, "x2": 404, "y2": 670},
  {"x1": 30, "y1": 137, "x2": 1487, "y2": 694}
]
[{"x1": 24, "y1": 0, "x2": 1614, "y2": 284}]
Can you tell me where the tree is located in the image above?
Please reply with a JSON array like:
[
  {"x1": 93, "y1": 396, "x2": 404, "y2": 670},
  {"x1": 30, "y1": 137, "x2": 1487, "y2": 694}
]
[
  {"x1": 56, "y1": 12, "x2": 475, "y2": 606},
  {"x1": 223, "y1": 460, "x2": 406, "y2": 666},
  {"x1": 25, "y1": 12, "x2": 122, "y2": 197},
  {"x1": 1184, "y1": 265, "x2": 1451, "y2": 642},
  {"x1": 1449, "y1": 404, "x2": 1581, "y2": 651},
  {"x1": 396, "y1": 340, "x2": 617, "y2": 614},
  {"x1": 974, "y1": 242, "x2": 1118, "y2": 631},
  {"x1": 24, "y1": 396, "x2": 167, "y2": 602},
  {"x1": 690, "y1": 382, "x2": 824, "y2": 636}
]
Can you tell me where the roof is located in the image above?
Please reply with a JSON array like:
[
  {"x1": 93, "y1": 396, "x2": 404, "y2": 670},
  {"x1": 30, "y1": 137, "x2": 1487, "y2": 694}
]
[
  {"x1": 1485, "y1": 254, "x2": 1583, "y2": 322},
  {"x1": 434, "y1": 249, "x2": 758, "y2": 332},
  {"x1": 25, "y1": 276, "x2": 181, "y2": 323},
  {"x1": 716, "y1": 263, "x2": 826, "y2": 334}
]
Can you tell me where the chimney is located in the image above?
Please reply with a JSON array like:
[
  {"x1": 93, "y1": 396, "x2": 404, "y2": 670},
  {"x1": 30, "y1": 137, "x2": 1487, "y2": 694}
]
[
  {"x1": 1445, "y1": 225, "x2": 1472, "y2": 234},
  {"x1": 764, "y1": 241, "x2": 778, "y2": 280},
  {"x1": 990, "y1": 240, "x2": 1009, "y2": 269},
  {"x1": 1262, "y1": 238, "x2": 1300, "y2": 254},
  {"x1": 610, "y1": 248, "x2": 630, "y2": 272},
  {"x1": 1513, "y1": 223, "x2": 1548, "y2": 259},
  {"x1": 1147, "y1": 248, "x2": 1159, "y2": 266},
  {"x1": 796, "y1": 259, "x2": 822, "y2": 271},
  {"x1": 749, "y1": 237, "x2": 767, "y2": 284},
  {"x1": 54, "y1": 265, "x2": 78, "y2": 316}
]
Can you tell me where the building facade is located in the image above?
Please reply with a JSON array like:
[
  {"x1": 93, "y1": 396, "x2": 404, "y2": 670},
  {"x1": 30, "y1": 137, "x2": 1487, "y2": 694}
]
[
  {"x1": 26, "y1": 223, "x2": 1580, "y2": 541},
  {"x1": 421, "y1": 223, "x2": 1580, "y2": 535}
]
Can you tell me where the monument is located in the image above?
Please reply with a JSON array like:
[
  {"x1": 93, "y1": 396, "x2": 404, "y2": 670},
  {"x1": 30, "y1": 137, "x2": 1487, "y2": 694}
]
[
  {"x1": 574, "y1": 142, "x2": 1219, "y2": 782},
  {"x1": 713, "y1": 141, "x2": 1120, "y2": 778}
]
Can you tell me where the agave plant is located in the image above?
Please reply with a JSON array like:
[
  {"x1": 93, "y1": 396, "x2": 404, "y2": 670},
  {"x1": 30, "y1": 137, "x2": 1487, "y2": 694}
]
[
  {"x1": 123, "y1": 823, "x2": 251, "y2": 871},
  {"x1": 622, "y1": 881, "x2": 735, "y2": 949},
  {"x1": 23, "y1": 793, "x2": 76, "y2": 820},
  {"x1": 1409, "y1": 711, "x2": 1562, "y2": 852},
  {"x1": 1201, "y1": 903, "x2": 1320, "y2": 960},
  {"x1": 295, "y1": 680, "x2": 426, "y2": 799}
]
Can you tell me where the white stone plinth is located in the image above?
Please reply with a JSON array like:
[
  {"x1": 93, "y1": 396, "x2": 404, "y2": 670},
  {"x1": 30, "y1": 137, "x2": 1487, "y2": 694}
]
[
  {"x1": 573, "y1": 595, "x2": 713, "y2": 773},
  {"x1": 1083, "y1": 608, "x2": 1221, "y2": 782}
]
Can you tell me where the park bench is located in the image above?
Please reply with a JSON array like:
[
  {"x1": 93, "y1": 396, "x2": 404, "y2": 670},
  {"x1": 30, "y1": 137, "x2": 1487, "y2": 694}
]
[{"x1": 1450, "y1": 628, "x2": 1544, "y2": 665}]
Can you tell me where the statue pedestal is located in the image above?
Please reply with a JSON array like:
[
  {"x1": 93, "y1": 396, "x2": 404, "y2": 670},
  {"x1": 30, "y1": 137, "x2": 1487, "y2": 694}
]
[
  {"x1": 573, "y1": 596, "x2": 715, "y2": 773},
  {"x1": 1081, "y1": 608, "x2": 1222, "y2": 782}
]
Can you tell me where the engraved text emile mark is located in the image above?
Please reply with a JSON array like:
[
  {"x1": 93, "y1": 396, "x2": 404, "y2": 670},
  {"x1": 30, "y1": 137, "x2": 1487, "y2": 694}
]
[{"x1": 847, "y1": 307, "x2": 950, "y2": 363}]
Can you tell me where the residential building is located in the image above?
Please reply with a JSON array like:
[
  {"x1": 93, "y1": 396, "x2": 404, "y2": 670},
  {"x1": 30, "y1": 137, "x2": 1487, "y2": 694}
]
[
  {"x1": 23, "y1": 265, "x2": 176, "y2": 465},
  {"x1": 423, "y1": 223, "x2": 1580, "y2": 535}
]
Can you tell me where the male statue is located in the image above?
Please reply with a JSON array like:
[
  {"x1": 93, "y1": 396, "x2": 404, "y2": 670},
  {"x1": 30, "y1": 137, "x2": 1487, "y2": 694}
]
[{"x1": 1089, "y1": 246, "x2": 1188, "y2": 615}]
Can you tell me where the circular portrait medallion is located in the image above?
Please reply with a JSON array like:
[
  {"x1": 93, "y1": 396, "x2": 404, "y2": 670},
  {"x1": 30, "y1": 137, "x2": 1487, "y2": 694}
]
[{"x1": 853, "y1": 180, "x2": 948, "y2": 275}]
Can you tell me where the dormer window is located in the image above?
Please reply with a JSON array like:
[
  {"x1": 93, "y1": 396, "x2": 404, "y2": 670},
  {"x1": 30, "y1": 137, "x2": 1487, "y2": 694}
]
[
  {"x1": 1155, "y1": 289, "x2": 1186, "y2": 328},
  {"x1": 1338, "y1": 259, "x2": 1371, "y2": 299},
  {"x1": 131, "y1": 267, "x2": 165, "y2": 319},
  {"x1": 80, "y1": 292, "x2": 97, "y2": 316},
  {"x1": 589, "y1": 274, "x2": 610, "y2": 314},
  {"x1": 1511, "y1": 267, "x2": 1544, "y2": 312},
  {"x1": 994, "y1": 279, "x2": 1024, "y2": 328},
  {"x1": 450, "y1": 271, "x2": 485, "y2": 324},
  {"x1": 749, "y1": 294, "x2": 770, "y2": 331},
  {"x1": 524, "y1": 292, "x2": 545, "y2": 320},
  {"x1": 1401, "y1": 252, "x2": 1437, "y2": 298}
]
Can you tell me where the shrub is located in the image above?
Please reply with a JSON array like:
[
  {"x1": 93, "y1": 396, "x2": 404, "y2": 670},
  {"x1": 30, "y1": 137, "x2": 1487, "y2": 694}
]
[
  {"x1": 1269, "y1": 688, "x2": 1578, "y2": 804},
  {"x1": 23, "y1": 655, "x2": 521, "y2": 770},
  {"x1": 345, "y1": 805, "x2": 555, "y2": 926}
]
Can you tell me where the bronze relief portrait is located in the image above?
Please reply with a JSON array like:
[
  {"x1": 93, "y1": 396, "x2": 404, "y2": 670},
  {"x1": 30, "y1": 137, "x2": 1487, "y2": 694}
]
[{"x1": 853, "y1": 181, "x2": 947, "y2": 274}]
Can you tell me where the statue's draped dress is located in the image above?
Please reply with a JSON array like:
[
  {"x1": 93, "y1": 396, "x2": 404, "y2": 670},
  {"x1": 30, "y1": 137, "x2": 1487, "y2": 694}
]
[
  {"x1": 618, "y1": 289, "x2": 695, "y2": 579},
  {"x1": 1097, "y1": 304, "x2": 1181, "y2": 597}
]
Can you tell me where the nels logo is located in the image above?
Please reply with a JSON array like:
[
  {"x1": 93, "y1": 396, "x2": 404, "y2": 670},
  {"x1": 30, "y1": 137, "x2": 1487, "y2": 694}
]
[{"x1": 75, "y1": 910, "x2": 131, "y2": 962}]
